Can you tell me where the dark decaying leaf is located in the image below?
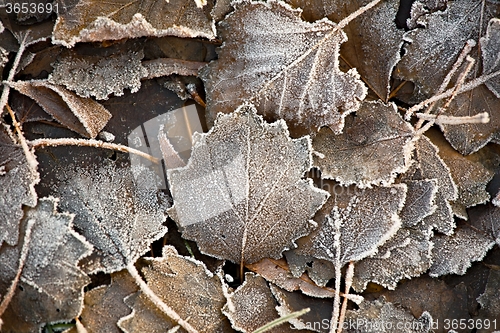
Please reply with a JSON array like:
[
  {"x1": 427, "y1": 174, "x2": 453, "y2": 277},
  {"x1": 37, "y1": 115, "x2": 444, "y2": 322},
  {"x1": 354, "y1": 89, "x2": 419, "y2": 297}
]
[
  {"x1": 52, "y1": 161, "x2": 169, "y2": 274},
  {"x1": 312, "y1": 101, "x2": 414, "y2": 188},
  {"x1": 201, "y1": 0, "x2": 367, "y2": 136},
  {"x1": 398, "y1": 179, "x2": 437, "y2": 227},
  {"x1": 0, "y1": 197, "x2": 92, "y2": 333},
  {"x1": 48, "y1": 50, "x2": 148, "y2": 100},
  {"x1": 8, "y1": 80, "x2": 112, "y2": 138},
  {"x1": 429, "y1": 225, "x2": 495, "y2": 277},
  {"x1": 401, "y1": 135, "x2": 457, "y2": 235},
  {"x1": 223, "y1": 272, "x2": 294, "y2": 333},
  {"x1": 468, "y1": 203, "x2": 500, "y2": 246},
  {"x1": 118, "y1": 246, "x2": 231, "y2": 333},
  {"x1": 0, "y1": 124, "x2": 24, "y2": 171},
  {"x1": 296, "y1": 184, "x2": 406, "y2": 268},
  {"x1": 476, "y1": 269, "x2": 500, "y2": 331},
  {"x1": 481, "y1": 18, "x2": 500, "y2": 98},
  {"x1": 344, "y1": 297, "x2": 433, "y2": 333},
  {"x1": 287, "y1": 0, "x2": 405, "y2": 101},
  {"x1": 394, "y1": 0, "x2": 499, "y2": 101},
  {"x1": 52, "y1": 0, "x2": 216, "y2": 47},
  {"x1": 66, "y1": 270, "x2": 139, "y2": 333},
  {"x1": 167, "y1": 104, "x2": 328, "y2": 264},
  {"x1": 352, "y1": 228, "x2": 433, "y2": 292}
]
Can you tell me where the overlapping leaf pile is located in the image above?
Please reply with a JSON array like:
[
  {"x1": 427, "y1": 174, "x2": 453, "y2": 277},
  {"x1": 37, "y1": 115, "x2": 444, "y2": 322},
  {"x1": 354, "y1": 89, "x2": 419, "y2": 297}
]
[{"x1": 1, "y1": 0, "x2": 500, "y2": 332}]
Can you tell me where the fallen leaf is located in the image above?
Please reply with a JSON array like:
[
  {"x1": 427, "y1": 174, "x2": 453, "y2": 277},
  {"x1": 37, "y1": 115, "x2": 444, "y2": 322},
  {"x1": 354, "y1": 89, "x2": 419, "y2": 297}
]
[
  {"x1": 8, "y1": 80, "x2": 112, "y2": 138},
  {"x1": 167, "y1": 104, "x2": 328, "y2": 264},
  {"x1": 429, "y1": 225, "x2": 495, "y2": 277},
  {"x1": 48, "y1": 50, "x2": 148, "y2": 100},
  {"x1": 312, "y1": 101, "x2": 414, "y2": 188},
  {"x1": 65, "y1": 270, "x2": 139, "y2": 333},
  {"x1": 52, "y1": 161, "x2": 169, "y2": 274},
  {"x1": 398, "y1": 179, "x2": 437, "y2": 228},
  {"x1": 0, "y1": 197, "x2": 92, "y2": 333},
  {"x1": 223, "y1": 272, "x2": 294, "y2": 333},
  {"x1": 118, "y1": 246, "x2": 231, "y2": 333},
  {"x1": 52, "y1": 0, "x2": 216, "y2": 47},
  {"x1": 468, "y1": 203, "x2": 500, "y2": 246},
  {"x1": 201, "y1": 0, "x2": 367, "y2": 136},
  {"x1": 284, "y1": 250, "x2": 335, "y2": 287},
  {"x1": 481, "y1": 18, "x2": 500, "y2": 98},
  {"x1": 352, "y1": 228, "x2": 433, "y2": 292},
  {"x1": 476, "y1": 269, "x2": 500, "y2": 331}
]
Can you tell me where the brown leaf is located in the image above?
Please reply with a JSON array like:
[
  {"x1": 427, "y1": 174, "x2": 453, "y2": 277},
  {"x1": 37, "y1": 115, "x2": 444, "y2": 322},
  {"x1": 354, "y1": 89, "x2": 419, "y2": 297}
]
[
  {"x1": 481, "y1": 18, "x2": 500, "y2": 98},
  {"x1": 201, "y1": 0, "x2": 367, "y2": 136},
  {"x1": 223, "y1": 272, "x2": 294, "y2": 333},
  {"x1": 312, "y1": 101, "x2": 414, "y2": 188},
  {"x1": 468, "y1": 203, "x2": 500, "y2": 247},
  {"x1": 167, "y1": 104, "x2": 328, "y2": 264},
  {"x1": 0, "y1": 197, "x2": 92, "y2": 333},
  {"x1": 284, "y1": 250, "x2": 335, "y2": 287},
  {"x1": 9, "y1": 80, "x2": 112, "y2": 138},
  {"x1": 52, "y1": 0, "x2": 216, "y2": 47},
  {"x1": 476, "y1": 269, "x2": 500, "y2": 331},
  {"x1": 118, "y1": 246, "x2": 231, "y2": 333}
]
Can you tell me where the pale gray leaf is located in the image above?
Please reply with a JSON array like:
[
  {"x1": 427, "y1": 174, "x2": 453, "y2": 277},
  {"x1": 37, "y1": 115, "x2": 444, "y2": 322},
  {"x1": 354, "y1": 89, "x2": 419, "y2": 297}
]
[
  {"x1": 468, "y1": 203, "x2": 500, "y2": 246},
  {"x1": 399, "y1": 179, "x2": 437, "y2": 228},
  {"x1": 201, "y1": 0, "x2": 367, "y2": 136},
  {"x1": 167, "y1": 104, "x2": 328, "y2": 264},
  {"x1": 481, "y1": 18, "x2": 500, "y2": 98},
  {"x1": 313, "y1": 101, "x2": 414, "y2": 188},
  {"x1": 284, "y1": 250, "x2": 335, "y2": 287}
]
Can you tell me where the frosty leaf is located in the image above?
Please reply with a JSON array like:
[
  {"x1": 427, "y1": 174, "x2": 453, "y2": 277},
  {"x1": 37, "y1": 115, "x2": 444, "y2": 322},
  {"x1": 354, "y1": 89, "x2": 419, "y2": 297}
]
[
  {"x1": 8, "y1": 80, "x2": 112, "y2": 138},
  {"x1": 167, "y1": 104, "x2": 328, "y2": 264},
  {"x1": 297, "y1": 184, "x2": 406, "y2": 267},
  {"x1": 66, "y1": 270, "x2": 138, "y2": 333},
  {"x1": 395, "y1": 0, "x2": 499, "y2": 100},
  {"x1": 429, "y1": 225, "x2": 495, "y2": 277},
  {"x1": 481, "y1": 18, "x2": 500, "y2": 98},
  {"x1": 476, "y1": 269, "x2": 500, "y2": 328},
  {"x1": 287, "y1": 0, "x2": 405, "y2": 101},
  {"x1": 52, "y1": 161, "x2": 169, "y2": 274},
  {"x1": 201, "y1": 0, "x2": 367, "y2": 136},
  {"x1": 245, "y1": 258, "x2": 337, "y2": 298},
  {"x1": 398, "y1": 179, "x2": 437, "y2": 228},
  {"x1": 52, "y1": 0, "x2": 216, "y2": 47},
  {"x1": 352, "y1": 228, "x2": 433, "y2": 292},
  {"x1": 223, "y1": 272, "x2": 293, "y2": 333},
  {"x1": 468, "y1": 203, "x2": 500, "y2": 246},
  {"x1": 0, "y1": 124, "x2": 23, "y2": 171},
  {"x1": 313, "y1": 101, "x2": 414, "y2": 188},
  {"x1": 48, "y1": 50, "x2": 148, "y2": 100},
  {"x1": 401, "y1": 135, "x2": 457, "y2": 234},
  {"x1": 118, "y1": 246, "x2": 231, "y2": 333},
  {"x1": 0, "y1": 197, "x2": 92, "y2": 333},
  {"x1": 284, "y1": 250, "x2": 335, "y2": 287},
  {"x1": 344, "y1": 297, "x2": 433, "y2": 333}
]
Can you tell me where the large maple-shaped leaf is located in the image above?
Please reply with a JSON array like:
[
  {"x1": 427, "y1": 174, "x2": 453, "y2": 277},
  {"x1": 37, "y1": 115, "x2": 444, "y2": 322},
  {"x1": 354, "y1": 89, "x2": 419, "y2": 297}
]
[
  {"x1": 52, "y1": 0, "x2": 216, "y2": 47},
  {"x1": 0, "y1": 197, "x2": 92, "y2": 333},
  {"x1": 201, "y1": 0, "x2": 367, "y2": 136},
  {"x1": 167, "y1": 104, "x2": 328, "y2": 264},
  {"x1": 52, "y1": 161, "x2": 169, "y2": 274},
  {"x1": 312, "y1": 101, "x2": 414, "y2": 188}
]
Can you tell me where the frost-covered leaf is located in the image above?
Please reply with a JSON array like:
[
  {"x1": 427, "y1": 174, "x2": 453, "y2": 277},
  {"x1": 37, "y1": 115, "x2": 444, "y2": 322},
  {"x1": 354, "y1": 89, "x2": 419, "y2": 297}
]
[
  {"x1": 52, "y1": 0, "x2": 216, "y2": 47},
  {"x1": 223, "y1": 272, "x2": 294, "y2": 333},
  {"x1": 284, "y1": 250, "x2": 335, "y2": 287},
  {"x1": 245, "y1": 258, "x2": 336, "y2": 298},
  {"x1": 429, "y1": 225, "x2": 495, "y2": 277},
  {"x1": 66, "y1": 270, "x2": 139, "y2": 333},
  {"x1": 167, "y1": 104, "x2": 328, "y2": 264},
  {"x1": 401, "y1": 135, "x2": 457, "y2": 234},
  {"x1": 52, "y1": 161, "x2": 169, "y2": 274},
  {"x1": 481, "y1": 18, "x2": 500, "y2": 98},
  {"x1": 48, "y1": 50, "x2": 148, "y2": 100},
  {"x1": 0, "y1": 124, "x2": 23, "y2": 171},
  {"x1": 398, "y1": 179, "x2": 437, "y2": 228},
  {"x1": 287, "y1": 0, "x2": 405, "y2": 101},
  {"x1": 468, "y1": 203, "x2": 500, "y2": 246},
  {"x1": 8, "y1": 80, "x2": 112, "y2": 138},
  {"x1": 0, "y1": 197, "x2": 92, "y2": 333},
  {"x1": 118, "y1": 246, "x2": 231, "y2": 333},
  {"x1": 344, "y1": 297, "x2": 433, "y2": 333},
  {"x1": 352, "y1": 228, "x2": 433, "y2": 292},
  {"x1": 395, "y1": 0, "x2": 499, "y2": 100},
  {"x1": 426, "y1": 129, "x2": 497, "y2": 218},
  {"x1": 313, "y1": 101, "x2": 414, "y2": 188},
  {"x1": 201, "y1": 0, "x2": 367, "y2": 136},
  {"x1": 297, "y1": 184, "x2": 406, "y2": 267},
  {"x1": 476, "y1": 269, "x2": 500, "y2": 330}
]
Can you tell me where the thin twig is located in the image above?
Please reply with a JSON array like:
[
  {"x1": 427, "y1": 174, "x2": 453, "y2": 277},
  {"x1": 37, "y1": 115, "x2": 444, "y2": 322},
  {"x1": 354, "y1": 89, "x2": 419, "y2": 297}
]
[
  {"x1": 330, "y1": 262, "x2": 342, "y2": 333},
  {"x1": 0, "y1": 219, "x2": 36, "y2": 329},
  {"x1": 5, "y1": 104, "x2": 38, "y2": 170},
  {"x1": 336, "y1": 261, "x2": 355, "y2": 333},
  {"x1": 416, "y1": 112, "x2": 489, "y2": 125},
  {"x1": 29, "y1": 138, "x2": 160, "y2": 164},
  {"x1": 127, "y1": 263, "x2": 199, "y2": 333},
  {"x1": 338, "y1": 0, "x2": 383, "y2": 29}
]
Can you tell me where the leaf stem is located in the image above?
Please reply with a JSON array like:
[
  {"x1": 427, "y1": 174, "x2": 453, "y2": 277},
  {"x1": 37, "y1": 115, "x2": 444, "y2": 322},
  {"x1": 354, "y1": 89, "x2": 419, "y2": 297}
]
[
  {"x1": 29, "y1": 138, "x2": 160, "y2": 164},
  {"x1": 336, "y1": 261, "x2": 355, "y2": 333},
  {"x1": 127, "y1": 263, "x2": 199, "y2": 333}
]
